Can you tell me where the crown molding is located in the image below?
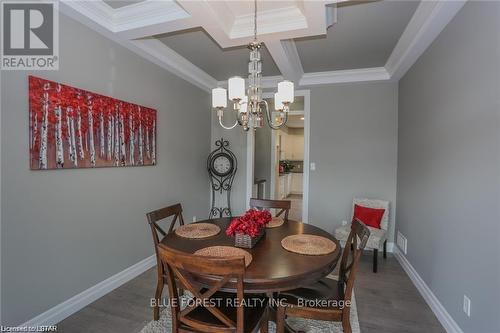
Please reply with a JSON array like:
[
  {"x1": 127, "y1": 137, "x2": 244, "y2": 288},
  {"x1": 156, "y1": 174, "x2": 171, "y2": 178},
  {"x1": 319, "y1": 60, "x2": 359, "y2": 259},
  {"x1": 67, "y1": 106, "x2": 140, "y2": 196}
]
[
  {"x1": 131, "y1": 39, "x2": 217, "y2": 91},
  {"x1": 113, "y1": 0, "x2": 191, "y2": 33},
  {"x1": 59, "y1": 1, "x2": 216, "y2": 92},
  {"x1": 60, "y1": 0, "x2": 467, "y2": 92},
  {"x1": 230, "y1": 6, "x2": 307, "y2": 39},
  {"x1": 385, "y1": 0, "x2": 467, "y2": 80},
  {"x1": 265, "y1": 39, "x2": 304, "y2": 85},
  {"x1": 300, "y1": 67, "x2": 390, "y2": 86},
  {"x1": 61, "y1": 0, "x2": 115, "y2": 31}
]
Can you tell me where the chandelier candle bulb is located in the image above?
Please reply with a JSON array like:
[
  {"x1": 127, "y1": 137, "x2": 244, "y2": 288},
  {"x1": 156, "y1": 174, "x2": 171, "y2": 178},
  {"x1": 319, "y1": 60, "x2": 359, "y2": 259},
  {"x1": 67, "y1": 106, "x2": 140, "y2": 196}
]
[
  {"x1": 228, "y1": 77, "x2": 245, "y2": 101},
  {"x1": 274, "y1": 92, "x2": 284, "y2": 111},
  {"x1": 278, "y1": 80, "x2": 295, "y2": 104},
  {"x1": 239, "y1": 96, "x2": 248, "y2": 114},
  {"x1": 212, "y1": 88, "x2": 227, "y2": 108}
]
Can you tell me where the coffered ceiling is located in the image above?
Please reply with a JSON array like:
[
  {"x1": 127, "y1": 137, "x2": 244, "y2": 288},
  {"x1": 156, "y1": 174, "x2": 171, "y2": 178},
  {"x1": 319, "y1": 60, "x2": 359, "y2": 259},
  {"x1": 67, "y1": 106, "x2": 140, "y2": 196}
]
[
  {"x1": 60, "y1": 0, "x2": 467, "y2": 91},
  {"x1": 103, "y1": 1, "x2": 146, "y2": 9},
  {"x1": 156, "y1": 28, "x2": 281, "y2": 80},
  {"x1": 295, "y1": 0, "x2": 419, "y2": 72}
]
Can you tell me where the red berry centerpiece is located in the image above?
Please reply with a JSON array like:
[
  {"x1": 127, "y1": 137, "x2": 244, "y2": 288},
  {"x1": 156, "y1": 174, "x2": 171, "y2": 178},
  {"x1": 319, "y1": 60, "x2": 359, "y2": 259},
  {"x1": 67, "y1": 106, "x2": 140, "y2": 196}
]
[{"x1": 226, "y1": 209, "x2": 272, "y2": 248}]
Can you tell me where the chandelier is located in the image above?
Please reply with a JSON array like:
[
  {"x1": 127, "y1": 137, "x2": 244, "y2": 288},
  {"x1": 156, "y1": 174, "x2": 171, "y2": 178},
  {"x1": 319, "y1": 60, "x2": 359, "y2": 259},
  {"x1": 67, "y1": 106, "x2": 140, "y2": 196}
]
[{"x1": 211, "y1": 0, "x2": 294, "y2": 131}]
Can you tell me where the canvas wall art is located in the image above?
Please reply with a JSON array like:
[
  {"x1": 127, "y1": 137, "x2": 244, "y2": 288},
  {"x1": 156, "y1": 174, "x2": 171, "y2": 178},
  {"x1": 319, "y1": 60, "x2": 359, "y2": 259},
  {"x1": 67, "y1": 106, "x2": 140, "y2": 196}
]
[{"x1": 29, "y1": 76, "x2": 157, "y2": 170}]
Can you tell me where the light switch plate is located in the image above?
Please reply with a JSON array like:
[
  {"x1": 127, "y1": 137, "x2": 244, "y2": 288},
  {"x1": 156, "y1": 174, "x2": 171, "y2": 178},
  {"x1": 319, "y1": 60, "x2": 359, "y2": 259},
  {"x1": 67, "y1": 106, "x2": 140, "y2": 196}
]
[
  {"x1": 463, "y1": 295, "x2": 471, "y2": 317},
  {"x1": 310, "y1": 162, "x2": 316, "y2": 171}
]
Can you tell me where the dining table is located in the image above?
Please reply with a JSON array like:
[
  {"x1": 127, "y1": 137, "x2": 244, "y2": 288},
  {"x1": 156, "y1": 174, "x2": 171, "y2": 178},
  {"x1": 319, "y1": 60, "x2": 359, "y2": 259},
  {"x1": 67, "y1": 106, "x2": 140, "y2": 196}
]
[{"x1": 161, "y1": 217, "x2": 342, "y2": 294}]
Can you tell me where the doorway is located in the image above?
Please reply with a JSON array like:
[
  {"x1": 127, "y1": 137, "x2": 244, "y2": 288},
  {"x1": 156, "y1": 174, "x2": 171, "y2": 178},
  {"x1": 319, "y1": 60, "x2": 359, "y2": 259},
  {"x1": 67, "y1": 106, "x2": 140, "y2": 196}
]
[{"x1": 247, "y1": 90, "x2": 310, "y2": 223}]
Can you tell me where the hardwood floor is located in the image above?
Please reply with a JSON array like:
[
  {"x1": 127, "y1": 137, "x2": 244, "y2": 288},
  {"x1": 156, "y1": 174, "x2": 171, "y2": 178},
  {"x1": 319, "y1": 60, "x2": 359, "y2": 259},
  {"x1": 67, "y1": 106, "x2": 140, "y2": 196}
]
[{"x1": 58, "y1": 253, "x2": 445, "y2": 333}]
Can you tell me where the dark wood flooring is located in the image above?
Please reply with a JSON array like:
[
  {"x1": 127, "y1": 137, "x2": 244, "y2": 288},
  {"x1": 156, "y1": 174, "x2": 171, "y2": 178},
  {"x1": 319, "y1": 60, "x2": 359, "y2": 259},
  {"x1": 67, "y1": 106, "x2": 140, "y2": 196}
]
[{"x1": 57, "y1": 253, "x2": 445, "y2": 332}]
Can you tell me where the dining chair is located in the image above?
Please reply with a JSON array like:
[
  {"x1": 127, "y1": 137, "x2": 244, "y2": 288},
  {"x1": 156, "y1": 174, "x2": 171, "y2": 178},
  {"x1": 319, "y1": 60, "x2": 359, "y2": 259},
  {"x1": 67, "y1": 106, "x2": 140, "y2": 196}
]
[
  {"x1": 249, "y1": 198, "x2": 291, "y2": 222},
  {"x1": 146, "y1": 203, "x2": 185, "y2": 320},
  {"x1": 157, "y1": 244, "x2": 269, "y2": 333},
  {"x1": 276, "y1": 219, "x2": 370, "y2": 333},
  {"x1": 334, "y1": 198, "x2": 389, "y2": 272}
]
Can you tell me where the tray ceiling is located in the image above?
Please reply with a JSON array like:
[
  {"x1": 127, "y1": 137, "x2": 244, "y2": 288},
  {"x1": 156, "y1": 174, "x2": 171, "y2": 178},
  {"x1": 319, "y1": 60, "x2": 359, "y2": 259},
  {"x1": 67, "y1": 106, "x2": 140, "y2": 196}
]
[
  {"x1": 295, "y1": 1, "x2": 419, "y2": 72},
  {"x1": 60, "y1": 0, "x2": 467, "y2": 91},
  {"x1": 157, "y1": 28, "x2": 281, "y2": 80}
]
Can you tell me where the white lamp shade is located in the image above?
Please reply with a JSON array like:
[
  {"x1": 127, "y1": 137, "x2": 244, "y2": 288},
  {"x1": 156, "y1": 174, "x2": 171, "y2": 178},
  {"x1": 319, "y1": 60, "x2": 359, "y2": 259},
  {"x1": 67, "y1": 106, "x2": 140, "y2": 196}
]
[
  {"x1": 239, "y1": 96, "x2": 248, "y2": 113},
  {"x1": 274, "y1": 92, "x2": 284, "y2": 111},
  {"x1": 212, "y1": 87, "x2": 227, "y2": 108},
  {"x1": 278, "y1": 80, "x2": 294, "y2": 103},
  {"x1": 228, "y1": 77, "x2": 245, "y2": 100}
]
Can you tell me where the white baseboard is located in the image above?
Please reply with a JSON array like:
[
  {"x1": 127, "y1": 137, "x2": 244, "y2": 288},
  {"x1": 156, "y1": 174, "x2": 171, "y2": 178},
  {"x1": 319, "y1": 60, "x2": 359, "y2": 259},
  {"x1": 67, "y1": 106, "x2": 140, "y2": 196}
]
[
  {"x1": 394, "y1": 247, "x2": 464, "y2": 333},
  {"x1": 386, "y1": 242, "x2": 394, "y2": 253},
  {"x1": 19, "y1": 254, "x2": 156, "y2": 327}
]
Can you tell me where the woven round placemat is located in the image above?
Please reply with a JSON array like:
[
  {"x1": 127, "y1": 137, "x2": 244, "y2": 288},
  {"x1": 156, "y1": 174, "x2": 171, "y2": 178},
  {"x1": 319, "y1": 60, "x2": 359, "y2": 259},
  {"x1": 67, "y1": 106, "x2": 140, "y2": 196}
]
[
  {"x1": 194, "y1": 246, "x2": 252, "y2": 267},
  {"x1": 266, "y1": 217, "x2": 285, "y2": 228},
  {"x1": 174, "y1": 223, "x2": 220, "y2": 239},
  {"x1": 281, "y1": 234, "x2": 337, "y2": 255}
]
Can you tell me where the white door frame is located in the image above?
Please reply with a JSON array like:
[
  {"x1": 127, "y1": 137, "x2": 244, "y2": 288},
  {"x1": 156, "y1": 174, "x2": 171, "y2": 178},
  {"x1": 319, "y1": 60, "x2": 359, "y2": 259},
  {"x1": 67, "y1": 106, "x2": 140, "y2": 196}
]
[{"x1": 246, "y1": 89, "x2": 310, "y2": 223}]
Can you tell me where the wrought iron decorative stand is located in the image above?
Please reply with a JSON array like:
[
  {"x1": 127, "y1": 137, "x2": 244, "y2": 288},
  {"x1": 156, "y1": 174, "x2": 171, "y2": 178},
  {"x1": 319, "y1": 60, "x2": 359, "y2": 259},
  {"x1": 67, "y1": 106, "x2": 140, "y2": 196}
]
[{"x1": 207, "y1": 138, "x2": 237, "y2": 219}]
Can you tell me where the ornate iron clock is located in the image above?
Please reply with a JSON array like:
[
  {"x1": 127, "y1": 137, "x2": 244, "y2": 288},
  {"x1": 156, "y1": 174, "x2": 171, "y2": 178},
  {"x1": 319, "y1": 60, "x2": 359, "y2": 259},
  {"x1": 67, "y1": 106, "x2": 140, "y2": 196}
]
[{"x1": 208, "y1": 138, "x2": 237, "y2": 219}]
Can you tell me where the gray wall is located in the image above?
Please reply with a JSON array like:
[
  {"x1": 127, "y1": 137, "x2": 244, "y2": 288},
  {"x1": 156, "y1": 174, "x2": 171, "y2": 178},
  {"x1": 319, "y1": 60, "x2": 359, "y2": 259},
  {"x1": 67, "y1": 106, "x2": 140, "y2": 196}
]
[
  {"x1": 397, "y1": 2, "x2": 500, "y2": 332},
  {"x1": 308, "y1": 82, "x2": 398, "y2": 240},
  {"x1": 210, "y1": 111, "x2": 248, "y2": 215},
  {"x1": 1, "y1": 14, "x2": 210, "y2": 325}
]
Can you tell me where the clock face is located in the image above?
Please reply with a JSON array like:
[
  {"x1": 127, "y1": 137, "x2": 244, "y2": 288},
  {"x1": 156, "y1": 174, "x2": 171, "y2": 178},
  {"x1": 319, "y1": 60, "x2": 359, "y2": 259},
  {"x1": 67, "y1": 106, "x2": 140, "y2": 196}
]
[{"x1": 211, "y1": 153, "x2": 233, "y2": 177}]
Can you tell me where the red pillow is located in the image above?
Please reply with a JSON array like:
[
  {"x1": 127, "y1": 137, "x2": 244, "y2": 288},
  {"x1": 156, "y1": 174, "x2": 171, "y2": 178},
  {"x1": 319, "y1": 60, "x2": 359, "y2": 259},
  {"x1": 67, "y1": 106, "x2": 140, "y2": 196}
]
[{"x1": 353, "y1": 204, "x2": 385, "y2": 229}]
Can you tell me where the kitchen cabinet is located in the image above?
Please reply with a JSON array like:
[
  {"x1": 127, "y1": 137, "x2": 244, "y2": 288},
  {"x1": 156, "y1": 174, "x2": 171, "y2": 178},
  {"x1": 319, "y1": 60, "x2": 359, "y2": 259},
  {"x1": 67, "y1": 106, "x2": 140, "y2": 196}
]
[
  {"x1": 291, "y1": 173, "x2": 303, "y2": 194},
  {"x1": 278, "y1": 173, "x2": 292, "y2": 199}
]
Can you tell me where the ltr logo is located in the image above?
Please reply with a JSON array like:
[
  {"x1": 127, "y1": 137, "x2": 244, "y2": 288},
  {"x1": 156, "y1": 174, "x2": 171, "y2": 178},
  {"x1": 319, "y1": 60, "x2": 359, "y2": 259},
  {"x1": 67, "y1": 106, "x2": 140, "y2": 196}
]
[{"x1": 1, "y1": 1, "x2": 59, "y2": 70}]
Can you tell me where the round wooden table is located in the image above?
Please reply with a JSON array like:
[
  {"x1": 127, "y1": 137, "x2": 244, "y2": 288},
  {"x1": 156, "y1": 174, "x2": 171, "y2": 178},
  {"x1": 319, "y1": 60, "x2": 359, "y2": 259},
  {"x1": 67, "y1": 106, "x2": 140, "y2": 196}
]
[{"x1": 161, "y1": 217, "x2": 341, "y2": 293}]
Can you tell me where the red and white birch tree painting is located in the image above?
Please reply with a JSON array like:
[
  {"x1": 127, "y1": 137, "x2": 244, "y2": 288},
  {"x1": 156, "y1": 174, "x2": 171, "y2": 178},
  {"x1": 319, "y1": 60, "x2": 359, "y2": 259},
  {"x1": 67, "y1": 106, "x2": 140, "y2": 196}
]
[{"x1": 29, "y1": 76, "x2": 157, "y2": 170}]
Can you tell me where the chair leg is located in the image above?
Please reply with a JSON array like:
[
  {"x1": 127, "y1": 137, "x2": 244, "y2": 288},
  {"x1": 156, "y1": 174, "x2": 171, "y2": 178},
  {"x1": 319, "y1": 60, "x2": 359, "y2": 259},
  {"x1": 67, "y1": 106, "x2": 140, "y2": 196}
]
[
  {"x1": 373, "y1": 249, "x2": 378, "y2": 273},
  {"x1": 342, "y1": 309, "x2": 352, "y2": 333},
  {"x1": 260, "y1": 308, "x2": 269, "y2": 333},
  {"x1": 383, "y1": 240, "x2": 387, "y2": 259},
  {"x1": 276, "y1": 306, "x2": 286, "y2": 333},
  {"x1": 154, "y1": 281, "x2": 164, "y2": 320}
]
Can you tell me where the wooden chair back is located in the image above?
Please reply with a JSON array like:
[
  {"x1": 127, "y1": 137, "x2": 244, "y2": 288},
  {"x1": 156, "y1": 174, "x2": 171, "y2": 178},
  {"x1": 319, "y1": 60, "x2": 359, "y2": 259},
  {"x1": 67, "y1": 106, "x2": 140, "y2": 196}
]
[
  {"x1": 249, "y1": 198, "x2": 291, "y2": 221},
  {"x1": 146, "y1": 203, "x2": 185, "y2": 247},
  {"x1": 146, "y1": 203, "x2": 185, "y2": 281},
  {"x1": 157, "y1": 244, "x2": 246, "y2": 332},
  {"x1": 338, "y1": 218, "x2": 370, "y2": 303}
]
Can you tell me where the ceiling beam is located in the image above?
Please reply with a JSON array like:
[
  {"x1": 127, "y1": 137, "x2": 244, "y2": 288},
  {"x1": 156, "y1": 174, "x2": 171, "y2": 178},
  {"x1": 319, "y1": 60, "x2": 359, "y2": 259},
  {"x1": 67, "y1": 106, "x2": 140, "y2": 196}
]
[
  {"x1": 131, "y1": 39, "x2": 218, "y2": 91},
  {"x1": 59, "y1": 1, "x2": 217, "y2": 91},
  {"x1": 385, "y1": 0, "x2": 467, "y2": 80},
  {"x1": 265, "y1": 40, "x2": 304, "y2": 85},
  {"x1": 300, "y1": 67, "x2": 390, "y2": 86}
]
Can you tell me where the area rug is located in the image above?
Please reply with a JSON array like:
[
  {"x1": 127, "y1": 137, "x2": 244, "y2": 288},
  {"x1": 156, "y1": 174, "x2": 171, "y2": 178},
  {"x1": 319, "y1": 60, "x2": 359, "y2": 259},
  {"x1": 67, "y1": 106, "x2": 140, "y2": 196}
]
[{"x1": 139, "y1": 275, "x2": 360, "y2": 333}]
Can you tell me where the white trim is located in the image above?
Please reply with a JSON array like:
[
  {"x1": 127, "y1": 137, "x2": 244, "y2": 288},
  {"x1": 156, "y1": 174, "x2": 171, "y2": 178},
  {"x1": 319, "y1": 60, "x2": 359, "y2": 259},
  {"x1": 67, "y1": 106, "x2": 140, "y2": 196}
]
[
  {"x1": 394, "y1": 248, "x2": 464, "y2": 333},
  {"x1": 249, "y1": 90, "x2": 310, "y2": 223},
  {"x1": 59, "y1": 1, "x2": 216, "y2": 92},
  {"x1": 230, "y1": 6, "x2": 307, "y2": 40},
  {"x1": 265, "y1": 40, "x2": 304, "y2": 85},
  {"x1": 18, "y1": 255, "x2": 156, "y2": 327},
  {"x1": 113, "y1": 0, "x2": 191, "y2": 33},
  {"x1": 300, "y1": 89, "x2": 310, "y2": 223},
  {"x1": 130, "y1": 38, "x2": 217, "y2": 91},
  {"x1": 59, "y1": 0, "x2": 466, "y2": 92},
  {"x1": 385, "y1": 1, "x2": 467, "y2": 80},
  {"x1": 300, "y1": 67, "x2": 390, "y2": 86}
]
